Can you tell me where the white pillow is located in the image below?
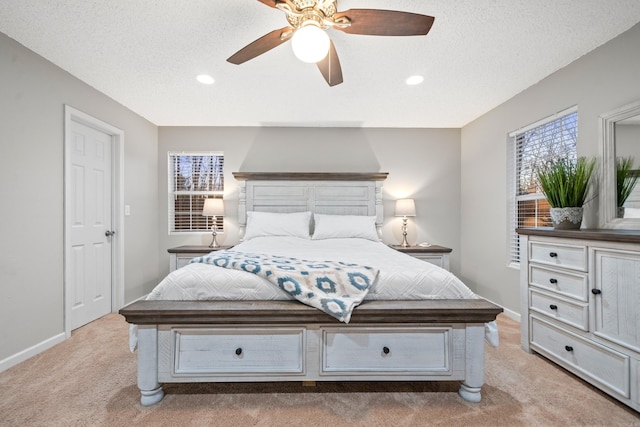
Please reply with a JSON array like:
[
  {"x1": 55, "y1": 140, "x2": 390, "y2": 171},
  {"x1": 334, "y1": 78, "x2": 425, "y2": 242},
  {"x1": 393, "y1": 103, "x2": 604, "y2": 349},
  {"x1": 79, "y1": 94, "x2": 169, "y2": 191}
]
[
  {"x1": 243, "y1": 211, "x2": 311, "y2": 240},
  {"x1": 312, "y1": 214, "x2": 379, "y2": 241}
]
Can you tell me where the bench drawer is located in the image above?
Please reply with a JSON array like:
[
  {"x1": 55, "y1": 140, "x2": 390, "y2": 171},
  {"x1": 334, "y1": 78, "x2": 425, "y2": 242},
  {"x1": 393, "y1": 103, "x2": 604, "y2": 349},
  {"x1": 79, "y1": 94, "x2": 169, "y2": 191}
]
[
  {"x1": 322, "y1": 327, "x2": 452, "y2": 375},
  {"x1": 172, "y1": 327, "x2": 305, "y2": 375}
]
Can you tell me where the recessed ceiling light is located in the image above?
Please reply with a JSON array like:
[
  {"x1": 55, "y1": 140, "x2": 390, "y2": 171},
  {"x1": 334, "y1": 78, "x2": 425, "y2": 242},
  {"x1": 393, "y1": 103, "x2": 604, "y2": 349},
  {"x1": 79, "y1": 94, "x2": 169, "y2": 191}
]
[
  {"x1": 406, "y1": 75, "x2": 424, "y2": 85},
  {"x1": 196, "y1": 74, "x2": 215, "y2": 85}
]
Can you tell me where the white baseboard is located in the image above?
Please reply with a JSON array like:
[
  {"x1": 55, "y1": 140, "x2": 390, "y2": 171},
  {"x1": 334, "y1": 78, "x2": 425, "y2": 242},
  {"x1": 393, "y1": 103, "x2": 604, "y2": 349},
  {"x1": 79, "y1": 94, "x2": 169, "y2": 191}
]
[
  {"x1": 499, "y1": 305, "x2": 521, "y2": 323},
  {"x1": 0, "y1": 332, "x2": 66, "y2": 373},
  {"x1": 481, "y1": 297, "x2": 521, "y2": 323}
]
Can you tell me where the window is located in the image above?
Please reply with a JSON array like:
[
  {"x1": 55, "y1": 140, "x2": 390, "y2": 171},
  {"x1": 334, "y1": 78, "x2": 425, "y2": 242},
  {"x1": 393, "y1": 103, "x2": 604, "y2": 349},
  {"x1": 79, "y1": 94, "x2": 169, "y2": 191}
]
[
  {"x1": 508, "y1": 107, "x2": 578, "y2": 264},
  {"x1": 168, "y1": 152, "x2": 224, "y2": 233}
]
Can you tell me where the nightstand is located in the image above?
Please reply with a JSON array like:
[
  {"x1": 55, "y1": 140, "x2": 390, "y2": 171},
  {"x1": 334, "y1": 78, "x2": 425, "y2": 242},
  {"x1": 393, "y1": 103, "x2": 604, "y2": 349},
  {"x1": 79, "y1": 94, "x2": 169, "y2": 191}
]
[
  {"x1": 167, "y1": 245, "x2": 232, "y2": 272},
  {"x1": 391, "y1": 245, "x2": 452, "y2": 271}
]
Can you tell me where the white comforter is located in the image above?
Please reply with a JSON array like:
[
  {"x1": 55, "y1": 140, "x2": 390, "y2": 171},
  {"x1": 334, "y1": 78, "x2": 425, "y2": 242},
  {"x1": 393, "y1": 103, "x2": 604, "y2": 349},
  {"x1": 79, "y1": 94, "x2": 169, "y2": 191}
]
[
  {"x1": 131, "y1": 237, "x2": 499, "y2": 350},
  {"x1": 149, "y1": 237, "x2": 478, "y2": 301}
]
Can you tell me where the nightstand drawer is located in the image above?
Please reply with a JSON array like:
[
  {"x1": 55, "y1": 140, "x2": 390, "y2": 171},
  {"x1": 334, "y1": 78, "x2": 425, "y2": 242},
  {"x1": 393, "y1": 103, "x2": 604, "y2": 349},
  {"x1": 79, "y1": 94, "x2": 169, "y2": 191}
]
[
  {"x1": 529, "y1": 289, "x2": 588, "y2": 331},
  {"x1": 168, "y1": 245, "x2": 231, "y2": 271},
  {"x1": 530, "y1": 316, "x2": 630, "y2": 399},
  {"x1": 411, "y1": 254, "x2": 446, "y2": 269},
  {"x1": 392, "y1": 245, "x2": 451, "y2": 271},
  {"x1": 321, "y1": 327, "x2": 451, "y2": 374},
  {"x1": 529, "y1": 242, "x2": 587, "y2": 271},
  {"x1": 172, "y1": 327, "x2": 305, "y2": 376},
  {"x1": 529, "y1": 265, "x2": 588, "y2": 301}
]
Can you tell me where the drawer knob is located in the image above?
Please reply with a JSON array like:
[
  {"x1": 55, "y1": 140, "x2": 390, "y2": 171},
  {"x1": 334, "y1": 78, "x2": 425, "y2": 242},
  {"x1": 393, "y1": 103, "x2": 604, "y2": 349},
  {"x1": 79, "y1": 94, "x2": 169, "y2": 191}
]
[
  {"x1": 591, "y1": 288, "x2": 602, "y2": 295},
  {"x1": 549, "y1": 304, "x2": 558, "y2": 310},
  {"x1": 549, "y1": 278, "x2": 558, "y2": 284},
  {"x1": 382, "y1": 346, "x2": 390, "y2": 355},
  {"x1": 564, "y1": 345, "x2": 574, "y2": 352},
  {"x1": 235, "y1": 348, "x2": 243, "y2": 356},
  {"x1": 549, "y1": 252, "x2": 558, "y2": 258}
]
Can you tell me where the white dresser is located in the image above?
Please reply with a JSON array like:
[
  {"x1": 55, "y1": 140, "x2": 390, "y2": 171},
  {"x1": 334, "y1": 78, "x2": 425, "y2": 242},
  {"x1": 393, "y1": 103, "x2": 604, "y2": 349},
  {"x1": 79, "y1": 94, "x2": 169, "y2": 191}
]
[{"x1": 518, "y1": 228, "x2": 640, "y2": 412}]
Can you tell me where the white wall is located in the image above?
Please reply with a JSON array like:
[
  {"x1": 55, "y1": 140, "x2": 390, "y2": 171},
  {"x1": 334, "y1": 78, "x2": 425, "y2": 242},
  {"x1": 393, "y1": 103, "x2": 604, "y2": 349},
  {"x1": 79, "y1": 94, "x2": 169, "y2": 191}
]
[
  {"x1": 460, "y1": 22, "x2": 640, "y2": 316},
  {"x1": 157, "y1": 127, "x2": 462, "y2": 278},
  {"x1": 0, "y1": 32, "x2": 159, "y2": 363}
]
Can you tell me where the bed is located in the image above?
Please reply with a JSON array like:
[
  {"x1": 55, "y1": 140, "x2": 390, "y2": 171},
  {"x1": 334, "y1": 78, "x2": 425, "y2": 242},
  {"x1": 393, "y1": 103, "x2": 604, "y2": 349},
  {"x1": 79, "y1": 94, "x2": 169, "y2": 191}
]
[{"x1": 119, "y1": 172, "x2": 502, "y2": 406}]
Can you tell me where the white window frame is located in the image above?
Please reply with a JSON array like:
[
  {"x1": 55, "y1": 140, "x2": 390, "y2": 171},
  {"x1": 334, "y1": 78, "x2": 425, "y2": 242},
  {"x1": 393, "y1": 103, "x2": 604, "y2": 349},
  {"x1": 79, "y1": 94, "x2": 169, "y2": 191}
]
[
  {"x1": 168, "y1": 151, "x2": 224, "y2": 235},
  {"x1": 507, "y1": 106, "x2": 578, "y2": 267}
]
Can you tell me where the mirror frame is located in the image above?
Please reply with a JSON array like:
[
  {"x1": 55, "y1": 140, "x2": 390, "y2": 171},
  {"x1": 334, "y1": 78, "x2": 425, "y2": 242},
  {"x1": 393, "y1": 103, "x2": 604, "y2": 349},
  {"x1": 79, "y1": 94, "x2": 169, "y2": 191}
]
[{"x1": 599, "y1": 99, "x2": 640, "y2": 229}]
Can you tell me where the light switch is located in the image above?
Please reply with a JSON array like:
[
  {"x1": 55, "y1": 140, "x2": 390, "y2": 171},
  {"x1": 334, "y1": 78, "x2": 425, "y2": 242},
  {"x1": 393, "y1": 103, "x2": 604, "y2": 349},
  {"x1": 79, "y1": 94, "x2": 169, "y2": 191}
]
[{"x1": 125, "y1": 205, "x2": 131, "y2": 216}]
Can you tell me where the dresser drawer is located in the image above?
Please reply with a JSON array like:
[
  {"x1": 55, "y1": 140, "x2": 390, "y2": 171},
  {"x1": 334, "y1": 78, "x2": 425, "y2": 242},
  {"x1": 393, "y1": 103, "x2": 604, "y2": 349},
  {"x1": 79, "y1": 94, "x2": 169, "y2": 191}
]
[
  {"x1": 172, "y1": 327, "x2": 305, "y2": 375},
  {"x1": 530, "y1": 316, "x2": 630, "y2": 399},
  {"x1": 529, "y1": 265, "x2": 588, "y2": 301},
  {"x1": 321, "y1": 327, "x2": 451, "y2": 375},
  {"x1": 529, "y1": 242, "x2": 587, "y2": 272},
  {"x1": 529, "y1": 289, "x2": 588, "y2": 331}
]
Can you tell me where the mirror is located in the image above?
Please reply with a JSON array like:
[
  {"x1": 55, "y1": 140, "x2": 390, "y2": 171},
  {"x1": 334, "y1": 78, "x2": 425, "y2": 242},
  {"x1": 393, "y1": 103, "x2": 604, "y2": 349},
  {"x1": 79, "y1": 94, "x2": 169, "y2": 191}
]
[{"x1": 600, "y1": 100, "x2": 640, "y2": 229}]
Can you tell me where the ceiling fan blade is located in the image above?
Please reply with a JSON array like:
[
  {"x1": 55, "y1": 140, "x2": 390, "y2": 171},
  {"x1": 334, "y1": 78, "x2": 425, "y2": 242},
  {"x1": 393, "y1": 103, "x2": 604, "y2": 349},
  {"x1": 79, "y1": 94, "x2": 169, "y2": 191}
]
[
  {"x1": 256, "y1": 0, "x2": 278, "y2": 8},
  {"x1": 334, "y1": 9, "x2": 435, "y2": 36},
  {"x1": 227, "y1": 27, "x2": 292, "y2": 65},
  {"x1": 317, "y1": 40, "x2": 343, "y2": 87}
]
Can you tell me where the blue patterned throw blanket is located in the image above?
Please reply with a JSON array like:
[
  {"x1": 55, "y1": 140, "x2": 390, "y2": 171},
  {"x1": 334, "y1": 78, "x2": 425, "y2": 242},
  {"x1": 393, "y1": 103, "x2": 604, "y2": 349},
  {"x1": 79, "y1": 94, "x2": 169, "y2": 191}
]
[{"x1": 190, "y1": 250, "x2": 379, "y2": 323}]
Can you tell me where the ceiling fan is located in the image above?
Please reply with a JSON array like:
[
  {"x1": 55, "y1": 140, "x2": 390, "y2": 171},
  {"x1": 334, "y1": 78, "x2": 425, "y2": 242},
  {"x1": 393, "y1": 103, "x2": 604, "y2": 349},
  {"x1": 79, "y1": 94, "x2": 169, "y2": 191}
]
[{"x1": 227, "y1": 0, "x2": 435, "y2": 87}]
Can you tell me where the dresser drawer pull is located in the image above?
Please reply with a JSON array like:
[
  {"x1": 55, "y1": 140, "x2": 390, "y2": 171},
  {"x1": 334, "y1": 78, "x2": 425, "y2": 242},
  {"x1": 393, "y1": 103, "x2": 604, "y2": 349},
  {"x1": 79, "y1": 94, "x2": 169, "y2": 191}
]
[
  {"x1": 382, "y1": 346, "x2": 390, "y2": 355},
  {"x1": 564, "y1": 345, "x2": 574, "y2": 352},
  {"x1": 549, "y1": 252, "x2": 558, "y2": 258},
  {"x1": 591, "y1": 289, "x2": 602, "y2": 295},
  {"x1": 235, "y1": 348, "x2": 243, "y2": 356},
  {"x1": 549, "y1": 304, "x2": 558, "y2": 310},
  {"x1": 549, "y1": 278, "x2": 558, "y2": 284}
]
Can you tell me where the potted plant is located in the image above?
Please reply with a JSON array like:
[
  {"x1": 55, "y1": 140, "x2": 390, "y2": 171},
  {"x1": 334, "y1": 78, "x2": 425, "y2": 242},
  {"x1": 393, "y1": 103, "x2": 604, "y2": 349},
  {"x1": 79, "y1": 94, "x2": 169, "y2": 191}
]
[
  {"x1": 616, "y1": 156, "x2": 639, "y2": 217},
  {"x1": 536, "y1": 157, "x2": 597, "y2": 230}
]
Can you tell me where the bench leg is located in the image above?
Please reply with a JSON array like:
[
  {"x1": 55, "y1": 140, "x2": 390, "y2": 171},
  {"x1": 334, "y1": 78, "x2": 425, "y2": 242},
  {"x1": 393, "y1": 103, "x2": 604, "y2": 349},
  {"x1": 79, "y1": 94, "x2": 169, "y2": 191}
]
[
  {"x1": 137, "y1": 325, "x2": 164, "y2": 406},
  {"x1": 458, "y1": 324, "x2": 485, "y2": 403}
]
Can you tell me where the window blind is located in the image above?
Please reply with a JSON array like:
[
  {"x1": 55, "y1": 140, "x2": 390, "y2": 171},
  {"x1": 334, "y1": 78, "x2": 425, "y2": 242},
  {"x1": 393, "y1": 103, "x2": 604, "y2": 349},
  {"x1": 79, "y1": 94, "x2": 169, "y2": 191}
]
[
  {"x1": 168, "y1": 152, "x2": 224, "y2": 233},
  {"x1": 508, "y1": 108, "x2": 577, "y2": 264}
]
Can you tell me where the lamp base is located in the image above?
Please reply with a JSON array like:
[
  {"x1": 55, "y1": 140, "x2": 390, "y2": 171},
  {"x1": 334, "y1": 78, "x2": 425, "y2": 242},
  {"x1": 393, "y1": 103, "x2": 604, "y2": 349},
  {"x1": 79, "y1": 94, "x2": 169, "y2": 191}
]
[
  {"x1": 400, "y1": 217, "x2": 410, "y2": 247},
  {"x1": 209, "y1": 223, "x2": 219, "y2": 248}
]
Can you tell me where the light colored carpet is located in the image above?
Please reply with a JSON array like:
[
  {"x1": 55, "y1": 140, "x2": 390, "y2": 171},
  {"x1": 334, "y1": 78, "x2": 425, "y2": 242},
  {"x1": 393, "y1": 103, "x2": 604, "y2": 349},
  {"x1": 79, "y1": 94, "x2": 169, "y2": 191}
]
[{"x1": 1, "y1": 313, "x2": 639, "y2": 426}]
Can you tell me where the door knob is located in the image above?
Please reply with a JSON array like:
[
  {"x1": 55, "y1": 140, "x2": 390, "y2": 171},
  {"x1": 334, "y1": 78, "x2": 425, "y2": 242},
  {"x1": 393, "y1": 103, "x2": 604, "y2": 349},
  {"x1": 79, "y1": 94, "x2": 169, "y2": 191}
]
[{"x1": 105, "y1": 230, "x2": 115, "y2": 237}]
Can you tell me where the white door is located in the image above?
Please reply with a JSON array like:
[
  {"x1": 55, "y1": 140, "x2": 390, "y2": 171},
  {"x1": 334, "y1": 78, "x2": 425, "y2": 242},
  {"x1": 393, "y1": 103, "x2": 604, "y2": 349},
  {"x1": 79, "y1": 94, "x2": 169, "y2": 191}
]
[{"x1": 68, "y1": 120, "x2": 113, "y2": 330}]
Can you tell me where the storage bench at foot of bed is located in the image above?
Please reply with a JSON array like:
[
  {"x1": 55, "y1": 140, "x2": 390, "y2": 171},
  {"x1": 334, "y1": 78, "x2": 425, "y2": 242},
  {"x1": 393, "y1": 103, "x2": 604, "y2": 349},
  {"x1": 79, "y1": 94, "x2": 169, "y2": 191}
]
[{"x1": 121, "y1": 299, "x2": 502, "y2": 406}]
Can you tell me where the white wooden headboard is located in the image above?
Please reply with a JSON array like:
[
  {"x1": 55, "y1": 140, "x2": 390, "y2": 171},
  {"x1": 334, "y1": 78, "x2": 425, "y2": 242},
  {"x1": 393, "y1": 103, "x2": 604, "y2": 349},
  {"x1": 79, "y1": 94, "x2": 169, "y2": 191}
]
[{"x1": 233, "y1": 172, "x2": 388, "y2": 237}]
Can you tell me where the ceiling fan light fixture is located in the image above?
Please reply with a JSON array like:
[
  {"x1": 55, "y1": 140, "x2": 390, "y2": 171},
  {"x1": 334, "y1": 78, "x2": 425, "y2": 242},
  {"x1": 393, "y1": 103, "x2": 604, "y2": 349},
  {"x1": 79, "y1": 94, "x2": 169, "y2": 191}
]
[{"x1": 291, "y1": 24, "x2": 330, "y2": 64}]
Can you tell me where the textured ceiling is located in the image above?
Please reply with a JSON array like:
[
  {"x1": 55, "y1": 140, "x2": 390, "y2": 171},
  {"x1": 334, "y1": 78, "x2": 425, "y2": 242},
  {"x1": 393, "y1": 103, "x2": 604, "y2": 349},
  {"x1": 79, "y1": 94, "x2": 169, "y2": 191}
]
[{"x1": 1, "y1": 1, "x2": 640, "y2": 128}]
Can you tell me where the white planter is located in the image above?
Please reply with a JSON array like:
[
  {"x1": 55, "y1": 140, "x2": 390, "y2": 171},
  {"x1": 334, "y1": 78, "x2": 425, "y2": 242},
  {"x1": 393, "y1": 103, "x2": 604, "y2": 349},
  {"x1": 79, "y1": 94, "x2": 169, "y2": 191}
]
[{"x1": 550, "y1": 207, "x2": 583, "y2": 230}]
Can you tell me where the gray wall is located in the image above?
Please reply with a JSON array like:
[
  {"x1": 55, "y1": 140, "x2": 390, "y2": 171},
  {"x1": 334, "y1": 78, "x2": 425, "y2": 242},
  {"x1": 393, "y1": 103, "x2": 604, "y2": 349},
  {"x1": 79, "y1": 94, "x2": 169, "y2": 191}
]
[
  {"x1": 0, "y1": 32, "x2": 159, "y2": 362},
  {"x1": 157, "y1": 127, "x2": 462, "y2": 279},
  {"x1": 460, "y1": 22, "x2": 640, "y2": 316}
]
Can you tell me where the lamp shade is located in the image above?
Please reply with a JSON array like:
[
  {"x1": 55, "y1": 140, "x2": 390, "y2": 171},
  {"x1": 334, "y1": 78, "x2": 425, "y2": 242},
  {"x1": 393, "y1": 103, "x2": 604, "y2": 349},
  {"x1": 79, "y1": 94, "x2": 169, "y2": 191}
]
[
  {"x1": 202, "y1": 198, "x2": 224, "y2": 216},
  {"x1": 395, "y1": 199, "x2": 416, "y2": 217}
]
